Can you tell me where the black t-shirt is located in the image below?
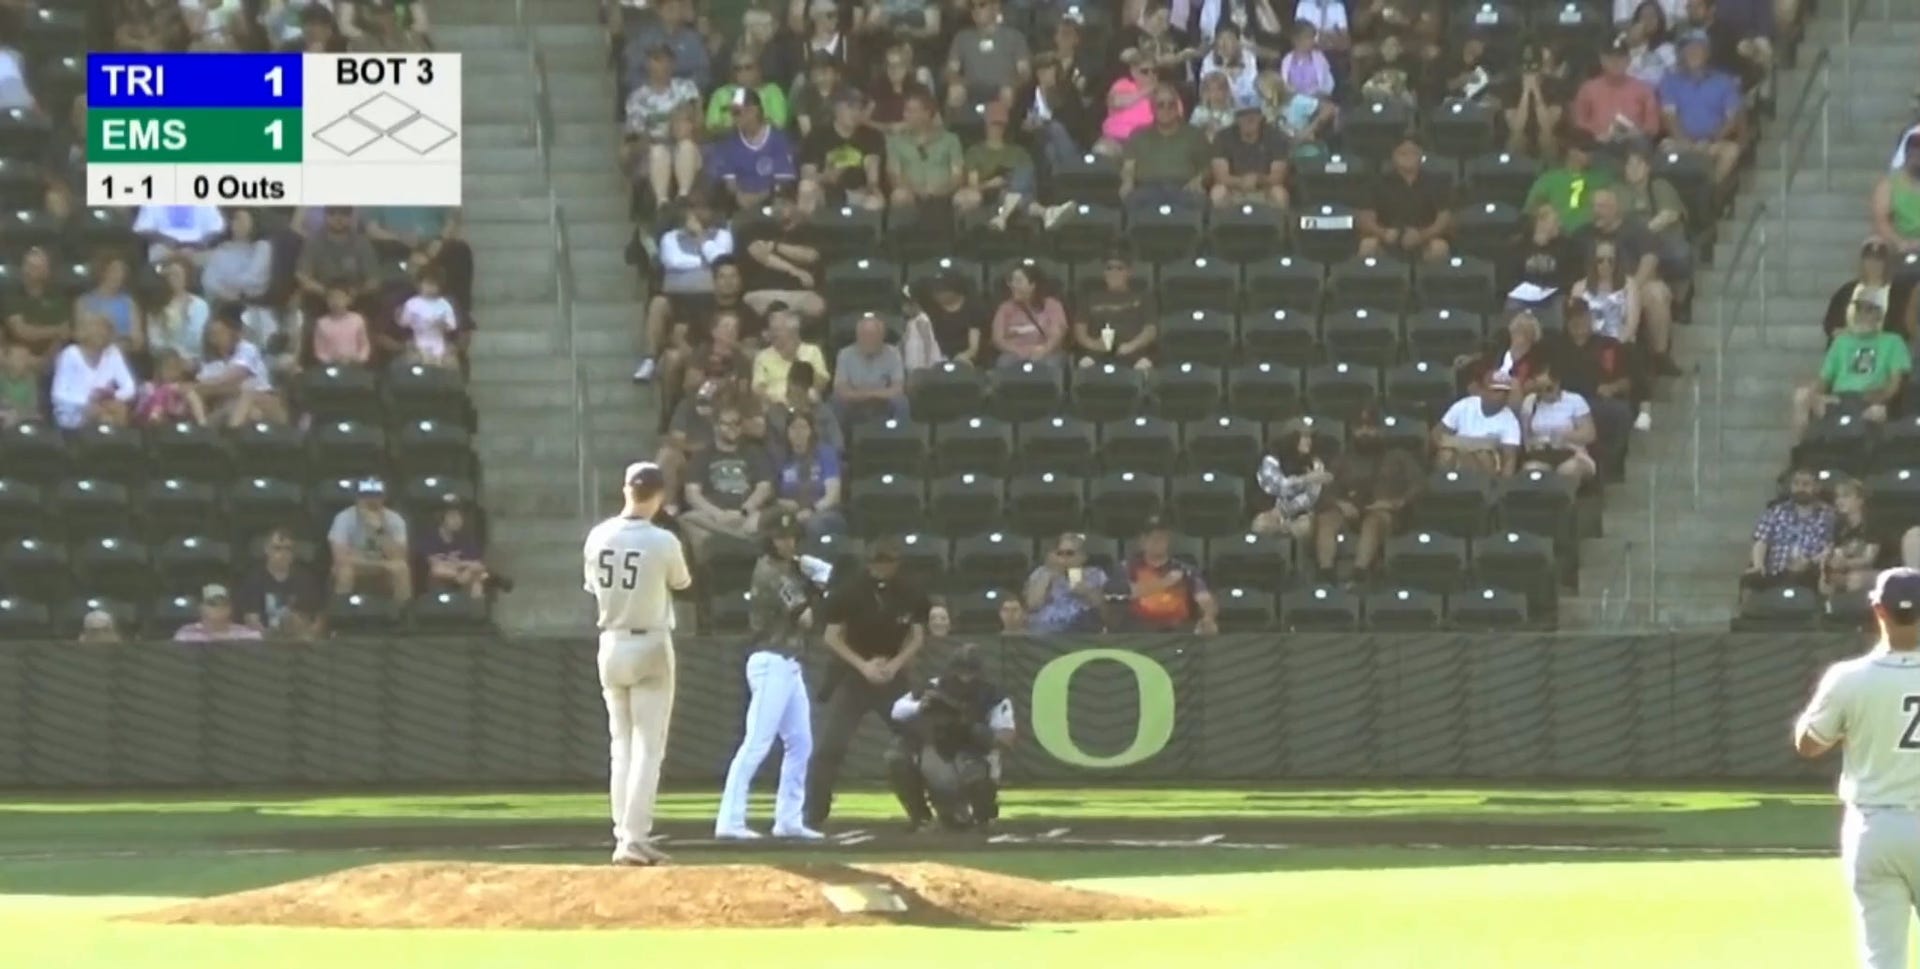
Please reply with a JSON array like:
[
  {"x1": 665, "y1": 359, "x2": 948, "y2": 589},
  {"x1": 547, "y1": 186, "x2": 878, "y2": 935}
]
[
  {"x1": 923, "y1": 296, "x2": 990, "y2": 361},
  {"x1": 1512, "y1": 233, "x2": 1581, "y2": 291},
  {"x1": 235, "y1": 563, "x2": 323, "y2": 629},
  {"x1": 1367, "y1": 171, "x2": 1448, "y2": 230},
  {"x1": 688, "y1": 293, "x2": 766, "y2": 345},
  {"x1": 744, "y1": 218, "x2": 816, "y2": 294},
  {"x1": 690, "y1": 443, "x2": 774, "y2": 512},
  {"x1": 1080, "y1": 283, "x2": 1152, "y2": 346},
  {"x1": 1572, "y1": 218, "x2": 1659, "y2": 277},
  {"x1": 802, "y1": 122, "x2": 885, "y2": 193},
  {"x1": 822, "y1": 571, "x2": 932, "y2": 660}
]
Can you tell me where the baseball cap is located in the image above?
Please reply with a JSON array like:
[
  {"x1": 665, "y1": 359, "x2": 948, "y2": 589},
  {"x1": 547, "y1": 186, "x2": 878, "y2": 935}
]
[
  {"x1": 1872, "y1": 568, "x2": 1920, "y2": 613},
  {"x1": 1486, "y1": 372, "x2": 1514, "y2": 391},
  {"x1": 202, "y1": 583, "x2": 230, "y2": 602},
  {"x1": 625, "y1": 461, "x2": 666, "y2": 490},
  {"x1": 354, "y1": 476, "x2": 386, "y2": 497},
  {"x1": 731, "y1": 87, "x2": 763, "y2": 111},
  {"x1": 1139, "y1": 514, "x2": 1173, "y2": 535}
]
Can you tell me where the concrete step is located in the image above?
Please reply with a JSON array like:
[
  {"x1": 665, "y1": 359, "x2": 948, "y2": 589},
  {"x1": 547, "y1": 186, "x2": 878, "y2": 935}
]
[
  {"x1": 431, "y1": 0, "x2": 521, "y2": 25},
  {"x1": 465, "y1": 170, "x2": 550, "y2": 198},
  {"x1": 466, "y1": 196, "x2": 554, "y2": 224},
  {"x1": 533, "y1": 23, "x2": 608, "y2": 46},
  {"x1": 471, "y1": 328, "x2": 565, "y2": 357},
  {"x1": 466, "y1": 122, "x2": 537, "y2": 149},
  {"x1": 467, "y1": 146, "x2": 543, "y2": 175},
  {"x1": 472, "y1": 379, "x2": 651, "y2": 410},
  {"x1": 469, "y1": 352, "x2": 636, "y2": 385},
  {"x1": 568, "y1": 220, "x2": 632, "y2": 251}
]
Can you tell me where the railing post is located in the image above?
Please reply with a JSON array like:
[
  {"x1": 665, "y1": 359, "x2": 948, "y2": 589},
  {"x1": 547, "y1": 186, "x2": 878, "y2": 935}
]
[{"x1": 1821, "y1": 61, "x2": 1832, "y2": 190}]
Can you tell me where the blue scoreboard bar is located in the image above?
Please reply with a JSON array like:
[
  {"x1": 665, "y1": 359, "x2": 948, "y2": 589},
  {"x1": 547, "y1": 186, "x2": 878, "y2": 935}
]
[{"x1": 87, "y1": 53, "x2": 304, "y2": 108}]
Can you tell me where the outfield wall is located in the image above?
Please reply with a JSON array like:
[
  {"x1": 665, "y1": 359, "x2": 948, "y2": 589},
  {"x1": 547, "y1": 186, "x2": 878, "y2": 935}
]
[{"x1": 0, "y1": 633, "x2": 1858, "y2": 790}]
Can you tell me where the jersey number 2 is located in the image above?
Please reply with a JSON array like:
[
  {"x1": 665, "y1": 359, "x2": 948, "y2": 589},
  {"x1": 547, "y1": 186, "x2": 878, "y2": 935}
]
[
  {"x1": 1900, "y1": 695, "x2": 1920, "y2": 750},
  {"x1": 597, "y1": 549, "x2": 643, "y2": 590}
]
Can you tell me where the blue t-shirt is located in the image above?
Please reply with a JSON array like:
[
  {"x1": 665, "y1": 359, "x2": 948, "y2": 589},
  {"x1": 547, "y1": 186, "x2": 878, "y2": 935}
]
[
  {"x1": 1657, "y1": 69, "x2": 1741, "y2": 142},
  {"x1": 777, "y1": 447, "x2": 840, "y2": 506},
  {"x1": 710, "y1": 128, "x2": 798, "y2": 197}
]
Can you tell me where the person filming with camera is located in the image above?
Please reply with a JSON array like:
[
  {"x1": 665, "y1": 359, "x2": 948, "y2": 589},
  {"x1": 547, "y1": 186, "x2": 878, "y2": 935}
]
[{"x1": 887, "y1": 643, "x2": 1016, "y2": 833}]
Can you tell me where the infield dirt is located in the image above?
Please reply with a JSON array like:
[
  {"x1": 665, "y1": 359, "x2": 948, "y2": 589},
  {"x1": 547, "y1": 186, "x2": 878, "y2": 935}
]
[{"x1": 128, "y1": 861, "x2": 1198, "y2": 930}]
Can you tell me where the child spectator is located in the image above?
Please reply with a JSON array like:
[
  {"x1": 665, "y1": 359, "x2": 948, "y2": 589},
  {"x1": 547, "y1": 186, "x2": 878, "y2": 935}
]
[
  {"x1": 397, "y1": 268, "x2": 459, "y2": 368},
  {"x1": 314, "y1": 284, "x2": 373, "y2": 365},
  {"x1": 136, "y1": 350, "x2": 207, "y2": 426},
  {"x1": 0, "y1": 343, "x2": 40, "y2": 427}
]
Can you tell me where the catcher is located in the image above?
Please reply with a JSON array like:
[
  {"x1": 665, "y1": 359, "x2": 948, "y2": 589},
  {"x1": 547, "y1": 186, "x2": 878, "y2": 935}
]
[{"x1": 886, "y1": 643, "x2": 1016, "y2": 831}]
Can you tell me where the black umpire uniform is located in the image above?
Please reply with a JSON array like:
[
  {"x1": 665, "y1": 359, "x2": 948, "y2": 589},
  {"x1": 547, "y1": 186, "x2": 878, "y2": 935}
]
[{"x1": 803, "y1": 537, "x2": 931, "y2": 829}]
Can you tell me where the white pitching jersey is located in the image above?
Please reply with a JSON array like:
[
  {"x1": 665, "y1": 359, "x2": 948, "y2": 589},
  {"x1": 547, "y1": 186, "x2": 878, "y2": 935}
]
[
  {"x1": 582, "y1": 516, "x2": 693, "y2": 632},
  {"x1": 1798, "y1": 649, "x2": 1920, "y2": 807}
]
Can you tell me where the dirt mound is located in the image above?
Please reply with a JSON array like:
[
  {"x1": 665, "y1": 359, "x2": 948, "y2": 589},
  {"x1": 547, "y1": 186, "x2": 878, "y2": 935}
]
[{"x1": 130, "y1": 861, "x2": 1196, "y2": 930}]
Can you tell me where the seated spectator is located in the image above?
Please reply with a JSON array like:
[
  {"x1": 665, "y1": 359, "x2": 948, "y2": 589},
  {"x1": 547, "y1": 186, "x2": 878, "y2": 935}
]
[
  {"x1": 1618, "y1": 147, "x2": 1693, "y2": 283},
  {"x1": 999, "y1": 594, "x2": 1031, "y2": 634},
  {"x1": 1201, "y1": 25, "x2": 1262, "y2": 108},
  {"x1": 1555, "y1": 297, "x2": 1649, "y2": 448},
  {"x1": 135, "y1": 350, "x2": 207, "y2": 427},
  {"x1": 3, "y1": 248, "x2": 71, "y2": 369},
  {"x1": 1291, "y1": 0, "x2": 1348, "y2": 60},
  {"x1": 834, "y1": 314, "x2": 910, "y2": 424},
  {"x1": 622, "y1": 0, "x2": 710, "y2": 93},
  {"x1": 51, "y1": 313, "x2": 136, "y2": 429},
  {"x1": 296, "y1": 206, "x2": 383, "y2": 321},
  {"x1": 886, "y1": 92, "x2": 965, "y2": 215},
  {"x1": 1209, "y1": 104, "x2": 1292, "y2": 210},
  {"x1": 1072, "y1": 253, "x2": 1155, "y2": 369},
  {"x1": 655, "y1": 378, "x2": 728, "y2": 504},
  {"x1": 1119, "y1": 90, "x2": 1210, "y2": 213},
  {"x1": 868, "y1": 41, "x2": 936, "y2": 134},
  {"x1": 1872, "y1": 133, "x2": 1920, "y2": 254},
  {"x1": 1096, "y1": 49, "x2": 1169, "y2": 155},
  {"x1": 944, "y1": 0, "x2": 1029, "y2": 108},
  {"x1": 174, "y1": 584, "x2": 265, "y2": 642},
  {"x1": 1359, "y1": 137, "x2": 1453, "y2": 262},
  {"x1": 1023, "y1": 531, "x2": 1108, "y2": 634},
  {"x1": 396, "y1": 267, "x2": 459, "y2": 369},
  {"x1": 991, "y1": 267, "x2": 1068, "y2": 369},
  {"x1": 1123, "y1": 516, "x2": 1219, "y2": 634},
  {"x1": 707, "y1": 50, "x2": 791, "y2": 135},
  {"x1": 1824, "y1": 239, "x2": 1915, "y2": 343},
  {"x1": 1658, "y1": 31, "x2": 1745, "y2": 187},
  {"x1": 1576, "y1": 188, "x2": 1682, "y2": 377},
  {"x1": 954, "y1": 102, "x2": 1071, "y2": 232},
  {"x1": 744, "y1": 188, "x2": 826, "y2": 321},
  {"x1": 799, "y1": 88, "x2": 886, "y2": 213},
  {"x1": 313, "y1": 284, "x2": 373, "y2": 366},
  {"x1": 622, "y1": 45, "x2": 704, "y2": 206},
  {"x1": 1428, "y1": 30, "x2": 1500, "y2": 109},
  {"x1": 1503, "y1": 43, "x2": 1572, "y2": 157},
  {"x1": 1277, "y1": 24, "x2": 1336, "y2": 101},
  {"x1": 1791, "y1": 299, "x2": 1910, "y2": 440},
  {"x1": 200, "y1": 209, "x2": 274, "y2": 310},
  {"x1": 1254, "y1": 420, "x2": 1333, "y2": 540},
  {"x1": 917, "y1": 273, "x2": 991, "y2": 366},
  {"x1": 77, "y1": 254, "x2": 145, "y2": 356},
  {"x1": 1461, "y1": 309, "x2": 1553, "y2": 391},
  {"x1": 281, "y1": 2, "x2": 349, "y2": 53},
  {"x1": 683, "y1": 311, "x2": 754, "y2": 397},
  {"x1": 1434, "y1": 375, "x2": 1522, "y2": 476},
  {"x1": 752, "y1": 310, "x2": 829, "y2": 405},
  {"x1": 0, "y1": 342, "x2": 40, "y2": 427},
  {"x1": 1742, "y1": 468, "x2": 1834, "y2": 595},
  {"x1": 150, "y1": 258, "x2": 210, "y2": 365},
  {"x1": 681, "y1": 403, "x2": 776, "y2": 554},
  {"x1": 1257, "y1": 74, "x2": 1335, "y2": 157},
  {"x1": 1573, "y1": 38, "x2": 1661, "y2": 145},
  {"x1": 1018, "y1": 53, "x2": 1089, "y2": 170},
  {"x1": 1509, "y1": 206, "x2": 1581, "y2": 327},
  {"x1": 1622, "y1": 3, "x2": 1679, "y2": 87},
  {"x1": 711, "y1": 89, "x2": 798, "y2": 212},
  {"x1": 416, "y1": 503, "x2": 496, "y2": 600},
  {"x1": 773, "y1": 413, "x2": 846, "y2": 539},
  {"x1": 1821, "y1": 478, "x2": 1878, "y2": 596},
  {"x1": 196, "y1": 312, "x2": 286, "y2": 427},
  {"x1": 1526, "y1": 131, "x2": 1610, "y2": 232},
  {"x1": 1128, "y1": 2, "x2": 1200, "y2": 75},
  {"x1": 1568, "y1": 240, "x2": 1644, "y2": 353},
  {"x1": 0, "y1": 40, "x2": 30, "y2": 111},
  {"x1": 729, "y1": 5, "x2": 799, "y2": 87},
  {"x1": 791, "y1": 54, "x2": 846, "y2": 140},
  {"x1": 646, "y1": 260, "x2": 757, "y2": 391},
  {"x1": 1684, "y1": 0, "x2": 1772, "y2": 87},
  {"x1": 238, "y1": 526, "x2": 326, "y2": 639},
  {"x1": 77, "y1": 609, "x2": 121, "y2": 644},
  {"x1": 133, "y1": 204, "x2": 226, "y2": 264},
  {"x1": 926, "y1": 598, "x2": 953, "y2": 640},
  {"x1": 767, "y1": 361, "x2": 843, "y2": 460},
  {"x1": 799, "y1": 0, "x2": 849, "y2": 72},
  {"x1": 352, "y1": 0, "x2": 431, "y2": 51},
  {"x1": 330, "y1": 477, "x2": 413, "y2": 601},
  {"x1": 1314, "y1": 408, "x2": 1424, "y2": 581},
  {"x1": 1190, "y1": 71, "x2": 1238, "y2": 138},
  {"x1": 1358, "y1": 32, "x2": 1419, "y2": 107},
  {"x1": 1518, "y1": 361, "x2": 1599, "y2": 484},
  {"x1": 650, "y1": 196, "x2": 735, "y2": 367}
]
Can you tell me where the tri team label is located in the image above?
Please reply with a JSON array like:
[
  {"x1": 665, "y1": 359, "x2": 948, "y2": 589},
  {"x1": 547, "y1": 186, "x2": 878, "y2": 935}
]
[{"x1": 86, "y1": 53, "x2": 462, "y2": 207}]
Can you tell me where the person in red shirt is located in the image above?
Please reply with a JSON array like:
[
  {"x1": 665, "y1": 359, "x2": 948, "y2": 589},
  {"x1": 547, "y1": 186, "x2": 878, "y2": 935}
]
[
  {"x1": 1123, "y1": 517, "x2": 1218, "y2": 634},
  {"x1": 1572, "y1": 38, "x2": 1661, "y2": 145}
]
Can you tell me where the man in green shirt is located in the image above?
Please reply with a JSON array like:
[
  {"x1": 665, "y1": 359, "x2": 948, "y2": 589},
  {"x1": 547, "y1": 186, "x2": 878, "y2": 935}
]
[
  {"x1": 1792, "y1": 299, "x2": 1912, "y2": 440},
  {"x1": 705, "y1": 54, "x2": 791, "y2": 135},
  {"x1": 886, "y1": 93, "x2": 964, "y2": 210},
  {"x1": 3, "y1": 247, "x2": 72, "y2": 368},
  {"x1": 1120, "y1": 91, "x2": 1209, "y2": 214},
  {"x1": 953, "y1": 101, "x2": 1072, "y2": 232},
  {"x1": 1524, "y1": 132, "x2": 1612, "y2": 233}
]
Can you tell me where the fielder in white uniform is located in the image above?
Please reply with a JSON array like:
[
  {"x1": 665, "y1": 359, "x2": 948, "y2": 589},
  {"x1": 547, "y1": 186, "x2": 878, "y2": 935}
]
[
  {"x1": 583, "y1": 461, "x2": 693, "y2": 867},
  {"x1": 1796, "y1": 567, "x2": 1920, "y2": 968},
  {"x1": 714, "y1": 513, "x2": 827, "y2": 840}
]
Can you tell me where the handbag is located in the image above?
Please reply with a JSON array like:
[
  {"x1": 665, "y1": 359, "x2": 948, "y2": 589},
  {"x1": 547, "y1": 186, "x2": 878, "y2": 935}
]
[{"x1": 902, "y1": 311, "x2": 945, "y2": 371}]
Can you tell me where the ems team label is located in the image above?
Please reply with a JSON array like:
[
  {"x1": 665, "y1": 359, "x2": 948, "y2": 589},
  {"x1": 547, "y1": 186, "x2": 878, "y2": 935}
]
[{"x1": 86, "y1": 53, "x2": 461, "y2": 207}]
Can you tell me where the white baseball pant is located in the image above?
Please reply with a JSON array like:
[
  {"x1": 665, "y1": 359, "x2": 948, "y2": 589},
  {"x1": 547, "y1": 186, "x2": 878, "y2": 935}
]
[
  {"x1": 599, "y1": 629, "x2": 676, "y2": 848},
  {"x1": 1844, "y1": 805, "x2": 1920, "y2": 969},
  {"x1": 716, "y1": 650, "x2": 812, "y2": 833}
]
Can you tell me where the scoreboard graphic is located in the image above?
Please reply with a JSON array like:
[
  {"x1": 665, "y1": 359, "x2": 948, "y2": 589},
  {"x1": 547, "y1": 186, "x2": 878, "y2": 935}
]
[{"x1": 86, "y1": 53, "x2": 462, "y2": 207}]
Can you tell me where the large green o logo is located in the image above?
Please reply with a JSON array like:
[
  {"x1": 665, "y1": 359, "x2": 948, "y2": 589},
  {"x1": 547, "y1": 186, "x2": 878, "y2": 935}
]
[{"x1": 1030, "y1": 649, "x2": 1175, "y2": 768}]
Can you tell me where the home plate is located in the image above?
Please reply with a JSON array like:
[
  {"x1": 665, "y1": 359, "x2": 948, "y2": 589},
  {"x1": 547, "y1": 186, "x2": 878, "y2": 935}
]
[{"x1": 821, "y1": 883, "x2": 908, "y2": 914}]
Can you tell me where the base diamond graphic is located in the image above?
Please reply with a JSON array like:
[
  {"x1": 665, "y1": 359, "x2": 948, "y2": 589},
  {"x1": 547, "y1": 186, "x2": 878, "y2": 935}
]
[
  {"x1": 350, "y1": 92, "x2": 420, "y2": 133},
  {"x1": 389, "y1": 115, "x2": 457, "y2": 156},
  {"x1": 314, "y1": 115, "x2": 384, "y2": 156}
]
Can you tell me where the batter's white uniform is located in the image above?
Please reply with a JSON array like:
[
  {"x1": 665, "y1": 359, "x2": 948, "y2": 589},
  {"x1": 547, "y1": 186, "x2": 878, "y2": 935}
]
[
  {"x1": 1798, "y1": 645, "x2": 1920, "y2": 969},
  {"x1": 583, "y1": 514, "x2": 692, "y2": 850}
]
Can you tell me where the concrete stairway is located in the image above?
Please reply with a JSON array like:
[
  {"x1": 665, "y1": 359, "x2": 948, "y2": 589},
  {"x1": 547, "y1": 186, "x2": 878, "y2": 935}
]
[{"x1": 1574, "y1": 11, "x2": 1919, "y2": 627}]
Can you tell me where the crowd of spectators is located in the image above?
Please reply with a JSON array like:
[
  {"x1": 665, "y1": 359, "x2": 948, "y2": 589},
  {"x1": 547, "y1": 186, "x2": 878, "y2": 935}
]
[
  {"x1": 0, "y1": 0, "x2": 505, "y2": 642},
  {"x1": 609, "y1": 0, "x2": 1797, "y2": 634}
]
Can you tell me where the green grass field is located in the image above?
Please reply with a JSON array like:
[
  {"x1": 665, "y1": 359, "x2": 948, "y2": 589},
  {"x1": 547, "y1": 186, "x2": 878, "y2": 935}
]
[{"x1": 0, "y1": 786, "x2": 1873, "y2": 968}]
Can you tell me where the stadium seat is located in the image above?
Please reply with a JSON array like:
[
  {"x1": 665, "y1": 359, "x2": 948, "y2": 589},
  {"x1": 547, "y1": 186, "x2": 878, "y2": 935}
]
[
  {"x1": 1321, "y1": 310, "x2": 1400, "y2": 367},
  {"x1": 1157, "y1": 310, "x2": 1238, "y2": 366},
  {"x1": 230, "y1": 421, "x2": 308, "y2": 478},
  {"x1": 309, "y1": 477, "x2": 362, "y2": 523},
  {"x1": 801, "y1": 531, "x2": 864, "y2": 574},
  {"x1": 0, "y1": 421, "x2": 67, "y2": 484},
  {"x1": 391, "y1": 418, "x2": 476, "y2": 482},
  {"x1": 53, "y1": 479, "x2": 133, "y2": 540},
  {"x1": 0, "y1": 478, "x2": 43, "y2": 541},
  {"x1": 907, "y1": 362, "x2": 988, "y2": 425},
  {"x1": 987, "y1": 361, "x2": 1065, "y2": 423},
  {"x1": 1207, "y1": 531, "x2": 1293, "y2": 590},
  {"x1": 1183, "y1": 415, "x2": 1263, "y2": 474},
  {"x1": 153, "y1": 535, "x2": 234, "y2": 595},
  {"x1": 1463, "y1": 152, "x2": 1539, "y2": 207},
  {"x1": 1070, "y1": 363, "x2": 1147, "y2": 422},
  {"x1": 947, "y1": 587, "x2": 1016, "y2": 633},
  {"x1": 328, "y1": 593, "x2": 405, "y2": 633},
  {"x1": 934, "y1": 417, "x2": 1013, "y2": 476},
  {"x1": 142, "y1": 478, "x2": 218, "y2": 542},
  {"x1": 986, "y1": 256, "x2": 1071, "y2": 298},
  {"x1": 1072, "y1": 257, "x2": 1154, "y2": 311},
  {"x1": 0, "y1": 158, "x2": 39, "y2": 210},
  {"x1": 1473, "y1": 531, "x2": 1559, "y2": 616},
  {"x1": 1088, "y1": 471, "x2": 1167, "y2": 537},
  {"x1": 1014, "y1": 417, "x2": 1097, "y2": 475},
  {"x1": 410, "y1": 589, "x2": 492, "y2": 632},
  {"x1": 1867, "y1": 469, "x2": 1920, "y2": 536},
  {"x1": 1654, "y1": 150, "x2": 1714, "y2": 231},
  {"x1": 1294, "y1": 154, "x2": 1371, "y2": 208},
  {"x1": 1427, "y1": 100, "x2": 1499, "y2": 158},
  {"x1": 1455, "y1": 204, "x2": 1528, "y2": 262},
  {"x1": 1496, "y1": 469, "x2": 1577, "y2": 542},
  {"x1": 1376, "y1": 413, "x2": 1430, "y2": 453},
  {"x1": 952, "y1": 532, "x2": 1033, "y2": 593},
  {"x1": 849, "y1": 418, "x2": 930, "y2": 477},
  {"x1": 1244, "y1": 255, "x2": 1327, "y2": 312},
  {"x1": 0, "y1": 109, "x2": 52, "y2": 163},
  {"x1": 1329, "y1": 256, "x2": 1412, "y2": 312},
  {"x1": 1872, "y1": 416, "x2": 1920, "y2": 472},
  {"x1": 700, "y1": 534, "x2": 760, "y2": 592},
  {"x1": 847, "y1": 474, "x2": 926, "y2": 538},
  {"x1": 0, "y1": 536, "x2": 71, "y2": 604},
  {"x1": 1169, "y1": 472, "x2": 1245, "y2": 538},
  {"x1": 1238, "y1": 308, "x2": 1320, "y2": 369},
  {"x1": 1732, "y1": 586, "x2": 1821, "y2": 631},
  {"x1": 894, "y1": 533, "x2": 952, "y2": 588},
  {"x1": 1294, "y1": 203, "x2": 1360, "y2": 264},
  {"x1": 930, "y1": 473, "x2": 1004, "y2": 538},
  {"x1": 1304, "y1": 362, "x2": 1380, "y2": 421},
  {"x1": 0, "y1": 595, "x2": 52, "y2": 640},
  {"x1": 0, "y1": 209, "x2": 60, "y2": 261},
  {"x1": 1411, "y1": 468, "x2": 1494, "y2": 538},
  {"x1": 59, "y1": 596, "x2": 138, "y2": 639},
  {"x1": 73, "y1": 535, "x2": 153, "y2": 603},
  {"x1": 1384, "y1": 531, "x2": 1469, "y2": 594},
  {"x1": 148, "y1": 420, "x2": 230, "y2": 482},
  {"x1": 384, "y1": 361, "x2": 473, "y2": 427},
  {"x1": 1127, "y1": 204, "x2": 1204, "y2": 264},
  {"x1": 1213, "y1": 587, "x2": 1276, "y2": 631},
  {"x1": 1384, "y1": 360, "x2": 1458, "y2": 421},
  {"x1": 69, "y1": 422, "x2": 147, "y2": 484},
  {"x1": 1149, "y1": 363, "x2": 1226, "y2": 422},
  {"x1": 809, "y1": 205, "x2": 885, "y2": 265},
  {"x1": 1416, "y1": 255, "x2": 1499, "y2": 311},
  {"x1": 1157, "y1": 257, "x2": 1242, "y2": 313},
  {"x1": 701, "y1": 588, "x2": 752, "y2": 633},
  {"x1": 1343, "y1": 99, "x2": 1417, "y2": 161},
  {"x1": 1008, "y1": 472, "x2": 1086, "y2": 537},
  {"x1": 1825, "y1": 589, "x2": 1873, "y2": 632},
  {"x1": 1406, "y1": 308, "x2": 1487, "y2": 365},
  {"x1": 1050, "y1": 155, "x2": 1123, "y2": 209},
  {"x1": 822, "y1": 256, "x2": 901, "y2": 311},
  {"x1": 885, "y1": 205, "x2": 955, "y2": 263},
  {"x1": 401, "y1": 476, "x2": 480, "y2": 528},
  {"x1": 26, "y1": 4, "x2": 87, "y2": 51},
  {"x1": 1794, "y1": 413, "x2": 1873, "y2": 477},
  {"x1": 1365, "y1": 587, "x2": 1444, "y2": 630},
  {"x1": 309, "y1": 420, "x2": 390, "y2": 480},
  {"x1": 1045, "y1": 203, "x2": 1124, "y2": 263},
  {"x1": 297, "y1": 365, "x2": 383, "y2": 423},
  {"x1": 1448, "y1": 586, "x2": 1531, "y2": 629},
  {"x1": 906, "y1": 257, "x2": 986, "y2": 301},
  {"x1": 228, "y1": 477, "x2": 307, "y2": 540},
  {"x1": 1290, "y1": 415, "x2": 1349, "y2": 457},
  {"x1": 1281, "y1": 583, "x2": 1362, "y2": 630},
  {"x1": 1207, "y1": 203, "x2": 1289, "y2": 264},
  {"x1": 1100, "y1": 416, "x2": 1181, "y2": 475},
  {"x1": 1226, "y1": 362, "x2": 1303, "y2": 422}
]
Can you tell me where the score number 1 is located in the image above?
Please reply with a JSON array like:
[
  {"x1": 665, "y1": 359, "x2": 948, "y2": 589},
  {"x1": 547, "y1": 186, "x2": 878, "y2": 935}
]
[{"x1": 263, "y1": 66, "x2": 285, "y2": 153}]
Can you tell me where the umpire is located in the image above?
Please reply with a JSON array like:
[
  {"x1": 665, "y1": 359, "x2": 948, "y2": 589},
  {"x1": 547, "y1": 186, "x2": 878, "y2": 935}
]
[{"x1": 803, "y1": 535, "x2": 930, "y2": 830}]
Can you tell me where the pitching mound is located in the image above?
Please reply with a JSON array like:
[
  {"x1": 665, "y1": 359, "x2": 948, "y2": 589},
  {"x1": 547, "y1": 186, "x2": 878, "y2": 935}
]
[{"x1": 130, "y1": 861, "x2": 1197, "y2": 930}]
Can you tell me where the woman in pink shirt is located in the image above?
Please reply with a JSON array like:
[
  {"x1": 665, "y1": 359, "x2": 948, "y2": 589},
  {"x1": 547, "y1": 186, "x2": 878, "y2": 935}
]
[
  {"x1": 991, "y1": 267, "x2": 1067, "y2": 369},
  {"x1": 1095, "y1": 50, "x2": 1172, "y2": 154},
  {"x1": 312, "y1": 284, "x2": 371, "y2": 365}
]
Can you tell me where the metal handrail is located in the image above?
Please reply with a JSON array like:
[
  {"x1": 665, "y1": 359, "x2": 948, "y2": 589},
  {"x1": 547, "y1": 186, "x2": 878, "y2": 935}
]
[{"x1": 527, "y1": 32, "x2": 586, "y2": 524}]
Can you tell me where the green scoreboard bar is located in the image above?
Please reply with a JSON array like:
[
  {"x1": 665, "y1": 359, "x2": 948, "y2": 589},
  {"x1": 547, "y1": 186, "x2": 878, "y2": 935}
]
[{"x1": 89, "y1": 108, "x2": 304, "y2": 164}]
